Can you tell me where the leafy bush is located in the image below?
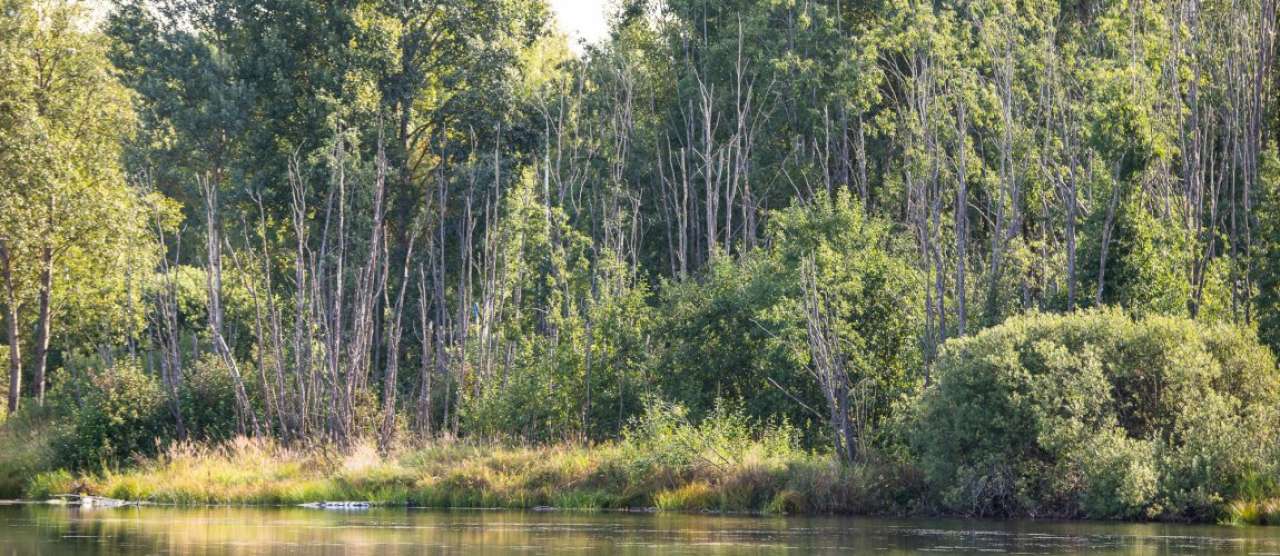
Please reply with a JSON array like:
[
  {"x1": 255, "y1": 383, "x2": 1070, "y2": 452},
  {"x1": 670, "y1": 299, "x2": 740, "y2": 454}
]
[
  {"x1": 1074, "y1": 427, "x2": 1158, "y2": 519},
  {"x1": 26, "y1": 469, "x2": 76, "y2": 499},
  {"x1": 457, "y1": 175, "x2": 654, "y2": 442},
  {"x1": 53, "y1": 358, "x2": 174, "y2": 469},
  {"x1": 620, "y1": 399, "x2": 801, "y2": 482},
  {"x1": 1, "y1": 352, "x2": 243, "y2": 485},
  {"x1": 911, "y1": 309, "x2": 1280, "y2": 520},
  {"x1": 656, "y1": 191, "x2": 922, "y2": 449},
  {"x1": 180, "y1": 354, "x2": 240, "y2": 442}
]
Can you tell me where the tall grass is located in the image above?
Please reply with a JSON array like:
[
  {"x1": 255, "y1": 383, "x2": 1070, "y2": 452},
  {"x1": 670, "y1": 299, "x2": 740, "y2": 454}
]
[
  {"x1": 0, "y1": 407, "x2": 59, "y2": 498},
  {"x1": 1226, "y1": 500, "x2": 1280, "y2": 526},
  {"x1": 36, "y1": 438, "x2": 908, "y2": 513},
  {"x1": 15, "y1": 402, "x2": 923, "y2": 514}
]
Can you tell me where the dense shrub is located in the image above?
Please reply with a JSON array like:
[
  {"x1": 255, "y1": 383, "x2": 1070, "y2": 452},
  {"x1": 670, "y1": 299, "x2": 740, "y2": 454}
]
[
  {"x1": 656, "y1": 191, "x2": 923, "y2": 449},
  {"x1": 0, "y1": 352, "x2": 245, "y2": 479},
  {"x1": 52, "y1": 358, "x2": 174, "y2": 469},
  {"x1": 619, "y1": 399, "x2": 801, "y2": 480},
  {"x1": 911, "y1": 309, "x2": 1280, "y2": 520},
  {"x1": 180, "y1": 354, "x2": 240, "y2": 442}
]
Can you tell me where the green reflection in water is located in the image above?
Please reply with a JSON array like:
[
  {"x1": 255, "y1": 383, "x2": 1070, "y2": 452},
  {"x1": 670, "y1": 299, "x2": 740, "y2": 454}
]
[{"x1": 1, "y1": 503, "x2": 1278, "y2": 555}]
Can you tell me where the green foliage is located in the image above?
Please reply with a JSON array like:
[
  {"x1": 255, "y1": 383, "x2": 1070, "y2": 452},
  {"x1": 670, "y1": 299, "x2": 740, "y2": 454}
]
[
  {"x1": 1079, "y1": 191, "x2": 1197, "y2": 316},
  {"x1": 0, "y1": 0, "x2": 1276, "y2": 529},
  {"x1": 459, "y1": 173, "x2": 654, "y2": 441},
  {"x1": 911, "y1": 309, "x2": 1280, "y2": 520},
  {"x1": 657, "y1": 191, "x2": 922, "y2": 448},
  {"x1": 0, "y1": 406, "x2": 58, "y2": 497},
  {"x1": 180, "y1": 355, "x2": 241, "y2": 442},
  {"x1": 0, "y1": 0, "x2": 161, "y2": 374},
  {"x1": 1074, "y1": 427, "x2": 1159, "y2": 519},
  {"x1": 656, "y1": 254, "x2": 798, "y2": 427},
  {"x1": 1254, "y1": 151, "x2": 1280, "y2": 354},
  {"x1": 25, "y1": 469, "x2": 74, "y2": 499},
  {"x1": 765, "y1": 190, "x2": 924, "y2": 418},
  {"x1": 51, "y1": 359, "x2": 174, "y2": 470},
  {"x1": 619, "y1": 399, "x2": 801, "y2": 479}
]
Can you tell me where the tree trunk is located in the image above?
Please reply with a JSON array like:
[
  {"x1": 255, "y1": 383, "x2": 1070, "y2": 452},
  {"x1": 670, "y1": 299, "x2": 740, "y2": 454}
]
[
  {"x1": 380, "y1": 236, "x2": 414, "y2": 452},
  {"x1": 2, "y1": 242, "x2": 21, "y2": 416},
  {"x1": 202, "y1": 176, "x2": 260, "y2": 437},
  {"x1": 32, "y1": 245, "x2": 52, "y2": 406},
  {"x1": 1066, "y1": 151, "x2": 1078, "y2": 309},
  {"x1": 954, "y1": 101, "x2": 968, "y2": 336},
  {"x1": 801, "y1": 258, "x2": 857, "y2": 463},
  {"x1": 1095, "y1": 177, "x2": 1122, "y2": 305}
]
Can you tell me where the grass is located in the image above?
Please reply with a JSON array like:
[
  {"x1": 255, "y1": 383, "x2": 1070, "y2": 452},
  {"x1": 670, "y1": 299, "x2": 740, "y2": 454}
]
[
  {"x1": 1226, "y1": 500, "x2": 1280, "y2": 526},
  {"x1": 0, "y1": 408, "x2": 59, "y2": 498},
  {"x1": 10, "y1": 435, "x2": 919, "y2": 515},
  {"x1": 0, "y1": 400, "x2": 923, "y2": 514},
  {"x1": 4, "y1": 419, "x2": 1272, "y2": 523}
]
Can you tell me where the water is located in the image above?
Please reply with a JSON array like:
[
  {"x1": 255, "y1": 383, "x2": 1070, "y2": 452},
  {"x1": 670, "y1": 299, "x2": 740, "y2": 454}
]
[{"x1": 2, "y1": 502, "x2": 1279, "y2": 555}]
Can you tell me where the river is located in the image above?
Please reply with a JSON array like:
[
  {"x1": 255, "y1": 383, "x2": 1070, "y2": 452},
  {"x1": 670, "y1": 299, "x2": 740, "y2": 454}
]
[{"x1": 1, "y1": 502, "x2": 1276, "y2": 554}]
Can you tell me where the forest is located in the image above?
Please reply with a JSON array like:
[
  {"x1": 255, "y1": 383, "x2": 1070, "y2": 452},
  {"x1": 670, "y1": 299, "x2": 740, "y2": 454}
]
[{"x1": 1, "y1": 0, "x2": 1280, "y2": 522}]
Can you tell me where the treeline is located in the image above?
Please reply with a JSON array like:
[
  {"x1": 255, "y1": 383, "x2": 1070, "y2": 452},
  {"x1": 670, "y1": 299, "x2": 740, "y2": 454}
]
[{"x1": 0, "y1": 0, "x2": 1278, "y2": 476}]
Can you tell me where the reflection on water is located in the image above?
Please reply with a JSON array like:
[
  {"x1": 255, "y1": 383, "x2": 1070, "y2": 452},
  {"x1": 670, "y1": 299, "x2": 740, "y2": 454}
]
[{"x1": 0, "y1": 503, "x2": 1277, "y2": 555}]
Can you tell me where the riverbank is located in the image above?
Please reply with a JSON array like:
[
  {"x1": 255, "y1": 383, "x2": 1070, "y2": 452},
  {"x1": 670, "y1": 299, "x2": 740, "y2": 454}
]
[
  {"x1": 8, "y1": 434, "x2": 1280, "y2": 526},
  {"x1": 0, "y1": 397, "x2": 924, "y2": 515},
  {"x1": 6, "y1": 310, "x2": 1280, "y2": 525},
  {"x1": 17, "y1": 437, "x2": 918, "y2": 515}
]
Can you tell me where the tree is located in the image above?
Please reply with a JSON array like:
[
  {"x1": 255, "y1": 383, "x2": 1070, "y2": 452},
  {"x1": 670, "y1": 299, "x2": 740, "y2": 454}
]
[
  {"x1": 657, "y1": 191, "x2": 922, "y2": 454},
  {"x1": 0, "y1": 0, "x2": 146, "y2": 411},
  {"x1": 769, "y1": 191, "x2": 923, "y2": 460},
  {"x1": 1253, "y1": 152, "x2": 1280, "y2": 353}
]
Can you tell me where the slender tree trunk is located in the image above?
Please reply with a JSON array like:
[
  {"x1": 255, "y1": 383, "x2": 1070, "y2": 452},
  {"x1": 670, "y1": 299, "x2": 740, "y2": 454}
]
[
  {"x1": 202, "y1": 176, "x2": 260, "y2": 437},
  {"x1": 1096, "y1": 176, "x2": 1122, "y2": 305},
  {"x1": 954, "y1": 101, "x2": 968, "y2": 336},
  {"x1": 415, "y1": 265, "x2": 433, "y2": 435},
  {"x1": 1066, "y1": 150, "x2": 1078, "y2": 310},
  {"x1": 2, "y1": 242, "x2": 21, "y2": 416},
  {"x1": 32, "y1": 245, "x2": 52, "y2": 407},
  {"x1": 801, "y1": 258, "x2": 856, "y2": 463},
  {"x1": 288, "y1": 154, "x2": 314, "y2": 437},
  {"x1": 987, "y1": 45, "x2": 1015, "y2": 323},
  {"x1": 147, "y1": 198, "x2": 187, "y2": 440},
  {"x1": 380, "y1": 235, "x2": 414, "y2": 452}
]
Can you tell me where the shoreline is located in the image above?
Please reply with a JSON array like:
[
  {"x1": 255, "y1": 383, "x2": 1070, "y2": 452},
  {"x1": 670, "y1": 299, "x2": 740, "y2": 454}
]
[
  {"x1": 17, "y1": 439, "x2": 898, "y2": 516},
  {"x1": 3, "y1": 497, "x2": 1275, "y2": 531},
  {"x1": 4, "y1": 438, "x2": 1275, "y2": 527}
]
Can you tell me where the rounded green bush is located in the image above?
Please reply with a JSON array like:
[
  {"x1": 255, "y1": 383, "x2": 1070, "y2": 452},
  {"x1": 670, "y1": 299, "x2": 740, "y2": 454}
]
[
  {"x1": 911, "y1": 308, "x2": 1280, "y2": 520},
  {"x1": 54, "y1": 359, "x2": 173, "y2": 469}
]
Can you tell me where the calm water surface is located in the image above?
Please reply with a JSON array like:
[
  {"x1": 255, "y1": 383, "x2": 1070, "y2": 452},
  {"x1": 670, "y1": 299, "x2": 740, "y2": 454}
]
[{"x1": 1, "y1": 502, "x2": 1278, "y2": 554}]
